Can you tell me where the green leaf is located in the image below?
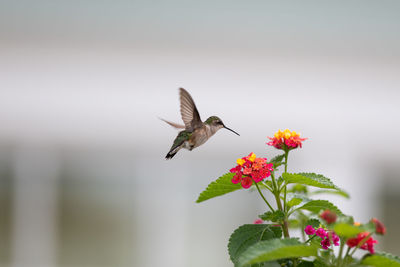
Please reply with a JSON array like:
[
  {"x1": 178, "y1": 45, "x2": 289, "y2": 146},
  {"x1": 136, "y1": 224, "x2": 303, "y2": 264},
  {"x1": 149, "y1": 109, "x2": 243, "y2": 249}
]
[
  {"x1": 361, "y1": 252, "x2": 400, "y2": 267},
  {"x1": 196, "y1": 173, "x2": 241, "y2": 203},
  {"x1": 237, "y1": 238, "x2": 318, "y2": 267},
  {"x1": 289, "y1": 184, "x2": 308, "y2": 194},
  {"x1": 287, "y1": 197, "x2": 303, "y2": 208},
  {"x1": 282, "y1": 173, "x2": 340, "y2": 190},
  {"x1": 259, "y1": 210, "x2": 285, "y2": 223},
  {"x1": 269, "y1": 154, "x2": 285, "y2": 168},
  {"x1": 305, "y1": 218, "x2": 321, "y2": 229},
  {"x1": 296, "y1": 200, "x2": 342, "y2": 215},
  {"x1": 333, "y1": 223, "x2": 363, "y2": 238},
  {"x1": 228, "y1": 224, "x2": 282, "y2": 265},
  {"x1": 310, "y1": 189, "x2": 350, "y2": 199}
]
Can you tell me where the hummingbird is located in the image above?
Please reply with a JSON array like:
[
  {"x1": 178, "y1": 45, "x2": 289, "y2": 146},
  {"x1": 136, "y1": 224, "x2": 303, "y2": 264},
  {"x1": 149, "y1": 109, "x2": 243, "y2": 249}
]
[{"x1": 162, "y1": 88, "x2": 240, "y2": 159}]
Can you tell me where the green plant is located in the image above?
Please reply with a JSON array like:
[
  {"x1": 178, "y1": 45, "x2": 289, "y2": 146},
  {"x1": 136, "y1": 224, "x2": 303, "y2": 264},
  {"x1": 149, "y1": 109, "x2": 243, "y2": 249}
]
[{"x1": 196, "y1": 129, "x2": 399, "y2": 267}]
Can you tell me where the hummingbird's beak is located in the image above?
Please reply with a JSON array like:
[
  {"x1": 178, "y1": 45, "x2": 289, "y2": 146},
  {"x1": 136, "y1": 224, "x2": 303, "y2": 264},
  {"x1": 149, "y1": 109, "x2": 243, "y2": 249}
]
[{"x1": 224, "y1": 126, "x2": 240, "y2": 136}]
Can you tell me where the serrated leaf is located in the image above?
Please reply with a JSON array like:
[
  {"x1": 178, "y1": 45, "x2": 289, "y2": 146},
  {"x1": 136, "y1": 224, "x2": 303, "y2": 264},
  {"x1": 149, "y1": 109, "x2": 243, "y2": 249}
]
[
  {"x1": 361, "y1": 252, "x2": 400, "y2": 267},
  {"x1": 237, "y1": 238, "x2": 318, "y2": 267},
  {"x1": 228, "y1": 224, "x2": 282, "y2": 264},
  {"x1": 269, "y1": 154, "x2": 285, "y2": 168},
  {"x1": 283, "y1": 173, "x2": 340, "y2": 190},
  {"x1": 196, "y1": 173, "x2": 242, "y2": 203},
  {"x1": 305, "y1": 218, "x2": 321, "y2": 229},
  {"x1": 296, "y1": 200, "x2": 342, "y2": 215},
  {"x1": 311, "y1": 189, "x2": 350, "y2": 199},
  {"x1": 259, "y1": 210, "x2": 285, "y2": 223},
  {"x1": 333, "y1": 223, "x2": 363, "y2": 238},
  {"x1": 287, "y1": 197, "x2": 303, "y2": 208}
]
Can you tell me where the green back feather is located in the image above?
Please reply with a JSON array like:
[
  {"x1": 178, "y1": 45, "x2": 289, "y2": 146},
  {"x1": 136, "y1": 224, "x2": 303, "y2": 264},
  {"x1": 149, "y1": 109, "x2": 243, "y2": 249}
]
[{"x1": 170, "y1": 130, "x2": 191, "y2": 151}]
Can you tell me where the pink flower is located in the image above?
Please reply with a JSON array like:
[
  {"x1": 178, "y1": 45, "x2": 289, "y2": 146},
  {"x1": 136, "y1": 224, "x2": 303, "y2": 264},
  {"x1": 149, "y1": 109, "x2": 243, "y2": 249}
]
[
  {"x1": 304, "y1": 225, "x2": 316, "y2": 235},
  {"x1": 267, "y1": 129, "x2": 307, "y2": 151},
  {"x1": 316, "y1": 228, "x2": 328, "y2": 238},
  {"x1": 231, "y1": 172, "x2": 242, "y2": 184},
  {"x1": 243, "y1": 167, "x2": 252, "y2": 175},
  {"x1": 229, "y1": 153, "x2": 273, "y2": 189},
  {"x1": 320, "y1": 210, "x2": 337, "y2": 224},
  {"x1": 253, "y1": 219, "x2": 264, "y2": 224},
  {"x1": 321, "y1": 237, "x2": 331, "y2": 250},
  {"x1": 241, "y1": 176, "x2": 253, "y2": 189},
  {"x1": 332, "y1": 233, "x2": 340, "y2": 246}
]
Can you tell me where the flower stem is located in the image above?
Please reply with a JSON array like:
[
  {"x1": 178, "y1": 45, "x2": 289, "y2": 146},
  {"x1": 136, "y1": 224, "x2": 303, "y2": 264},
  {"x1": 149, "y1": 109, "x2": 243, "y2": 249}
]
[
  {"x1": 305, "y1": 234, "x2": 317, "y2": 243},
  {"x1": 281, "y1": 150, "x2": 290, "y2": 238},
  {"x1": 271, "y1": 172, "x2": 290, "y2": 238},
  {"x1": 337, "y1": 238, "x2": 345, "y2": 267},
  {"x1": 283, "y1": 150, "x2": 289, "y2": 212},
  {"x1": 254, "y1": 181, "x2": 274, "y2": 211}
]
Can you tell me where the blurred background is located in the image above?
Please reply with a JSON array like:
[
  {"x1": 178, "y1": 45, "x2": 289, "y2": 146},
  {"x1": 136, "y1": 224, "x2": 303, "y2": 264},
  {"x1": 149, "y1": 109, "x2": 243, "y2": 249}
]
[{"x1": 1, "y1": 1, "x2": 400, "y2": 266}]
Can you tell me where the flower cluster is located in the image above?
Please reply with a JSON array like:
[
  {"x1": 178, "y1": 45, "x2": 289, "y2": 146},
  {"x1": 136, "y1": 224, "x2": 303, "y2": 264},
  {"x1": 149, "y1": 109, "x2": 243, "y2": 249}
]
[
  {"x1": 230, "y1": 152, "x2": 273, "y2": 189},
  {"x1": 304, "y1": 225, "x2": 340, "y2": 250},
  {"x1": 320, "y1": 210, "x2": 337, "y2": 224},
  {"x1": 347, "y1": 232, "x2": 378, "y2": 254},
  {"x1": 371, "y1": 218, "x2": 386, "y2": 235},
  {"x1": 267, "y1": 129, "x2": 307, "y2": 150},
  {"x1": 253, "y1": 219, "x2": 264, "y2": 224}
]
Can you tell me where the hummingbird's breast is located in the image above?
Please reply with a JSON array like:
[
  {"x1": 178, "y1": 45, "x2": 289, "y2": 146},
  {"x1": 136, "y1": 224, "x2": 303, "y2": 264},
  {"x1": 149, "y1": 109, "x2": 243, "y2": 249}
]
[{"x1": 189, "y1": 124, "x2": 215, "y2": 148}]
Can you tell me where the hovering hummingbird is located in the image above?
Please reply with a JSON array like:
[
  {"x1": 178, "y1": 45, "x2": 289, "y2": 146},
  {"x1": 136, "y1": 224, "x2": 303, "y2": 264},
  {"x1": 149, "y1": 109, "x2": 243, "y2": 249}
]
[{"x1": 162, "y1": 88, "x2": 240, "y2": 159}]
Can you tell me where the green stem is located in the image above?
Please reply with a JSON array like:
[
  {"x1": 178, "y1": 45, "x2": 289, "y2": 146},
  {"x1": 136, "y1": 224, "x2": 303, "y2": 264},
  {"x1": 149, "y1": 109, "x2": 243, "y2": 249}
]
[
  {"x1": 337, "y1": 238, "x2": 345, "y2": 267},
  {"x1": 283, "y1": 150, "x2": 289, "y2": 212},
  {"x1": 343, "y1": 246, "x2": 351, "y2": 264},
  {"x1": 281, "y1": 150, "x2": 290, "y2": 238},
  {"x1": 305, "y1": 234, "x2": 317, "y2": 243},
  {"x1": 284, "y1": 149, "x2": 289, "y2": 173},
  {"x1": 259, "y1": 182, "x2": 273, "y2": 193},
  {"x1": 254, "y1": 181, "x2": 274, "y2": 211},
  {"x1": 271, "y1": 172, "x2": 290, "y2": 238}
]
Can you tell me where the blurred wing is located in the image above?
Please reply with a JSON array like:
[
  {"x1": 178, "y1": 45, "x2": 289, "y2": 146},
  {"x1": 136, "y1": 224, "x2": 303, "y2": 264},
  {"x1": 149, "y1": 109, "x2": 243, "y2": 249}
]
[
  {"x1": 159, "y1": 118, "x2": 185, "y2": 129},
  {"x1": 180, "y1": 88, "x2": 202, "y2": 131}
]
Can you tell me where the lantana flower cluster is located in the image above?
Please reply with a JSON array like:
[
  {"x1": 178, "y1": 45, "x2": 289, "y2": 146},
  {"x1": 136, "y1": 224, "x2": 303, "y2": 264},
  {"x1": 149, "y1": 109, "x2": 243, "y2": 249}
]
[
  {"x1": 347, "y1": 232, "x2": 378, "y2": 254},
  {"x1": 304, "y1": 225, "x2": 340, "y2": 250},
  {"x1": 267, "y1": 129, "x2": 307, "y2": 150},
  {"x1": 230, "y1": 152, "x2": 273, "y2": 189}
]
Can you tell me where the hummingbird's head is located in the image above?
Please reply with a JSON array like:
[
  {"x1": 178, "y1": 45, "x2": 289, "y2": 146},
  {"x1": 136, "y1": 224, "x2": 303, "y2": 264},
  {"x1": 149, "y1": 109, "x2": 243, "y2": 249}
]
[{"x1": 205, "y1": 116, "x2": 240, "y2": 136}]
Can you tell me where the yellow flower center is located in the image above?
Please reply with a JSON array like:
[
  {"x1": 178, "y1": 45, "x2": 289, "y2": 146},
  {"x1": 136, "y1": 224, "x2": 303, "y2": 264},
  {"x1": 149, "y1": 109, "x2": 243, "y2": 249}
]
[
  {"x1": 248, "y1": 153, "x2": 256, "y2": 162},
  {"x1": 237, "y1": 158, "x2": 245, "y2": 166}
]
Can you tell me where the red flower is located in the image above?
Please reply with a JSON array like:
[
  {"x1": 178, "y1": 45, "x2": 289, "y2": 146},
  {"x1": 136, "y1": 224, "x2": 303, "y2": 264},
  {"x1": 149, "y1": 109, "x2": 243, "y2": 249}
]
[
  {"x1": 315, "y1": 228, "x2": 328, "y2": 238},
  {"x1": 320, "y1": 210, "x2": 337, "y2": 224},
  {"x1": 253, "y1": 219, "x2": 264, "y2": 224},
  {"x1": 321, "y1": 237, "x2": 331, "y2": 250},
  {"x1": 304, "y1": 225, "x2": 316, "y2": 235},
  {"x1": 371, "y1": 218, "x2": 386, "y2": 235},
  {"x1": 230, "y1": 152, "x2": 273, "y2": 189},
  {"x1": 304, "y1": 226, "x2": 340, "y2": 250},
  {"x1": 267, "y1": 129, "x2": 307, "y2": 150},
  {"x1": 346, "y1": 232, "x2": 378, "y2": 254}
]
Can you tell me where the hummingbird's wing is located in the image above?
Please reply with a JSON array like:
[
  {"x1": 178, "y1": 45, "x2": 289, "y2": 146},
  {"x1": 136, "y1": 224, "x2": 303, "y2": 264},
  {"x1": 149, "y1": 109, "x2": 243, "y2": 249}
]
[
  {"x1": 179, "y1": 88, "x2": 202, "y2": 132},
  {"x1": 159, "y1": 118, "x2": 185, "y2": 129}
]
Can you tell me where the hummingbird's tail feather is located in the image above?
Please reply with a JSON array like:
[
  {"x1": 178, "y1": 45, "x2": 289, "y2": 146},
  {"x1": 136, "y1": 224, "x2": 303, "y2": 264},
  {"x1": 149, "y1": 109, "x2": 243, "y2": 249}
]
[
  {"x1": 165, "y1": 151, "x2": 177, "y2": 159},
  {"x1": 165, "y1": 146, "x2": 181, "y2": 159},
  {"x1": 159, "y1": 118, "x2": 185, "y2": 129}
]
